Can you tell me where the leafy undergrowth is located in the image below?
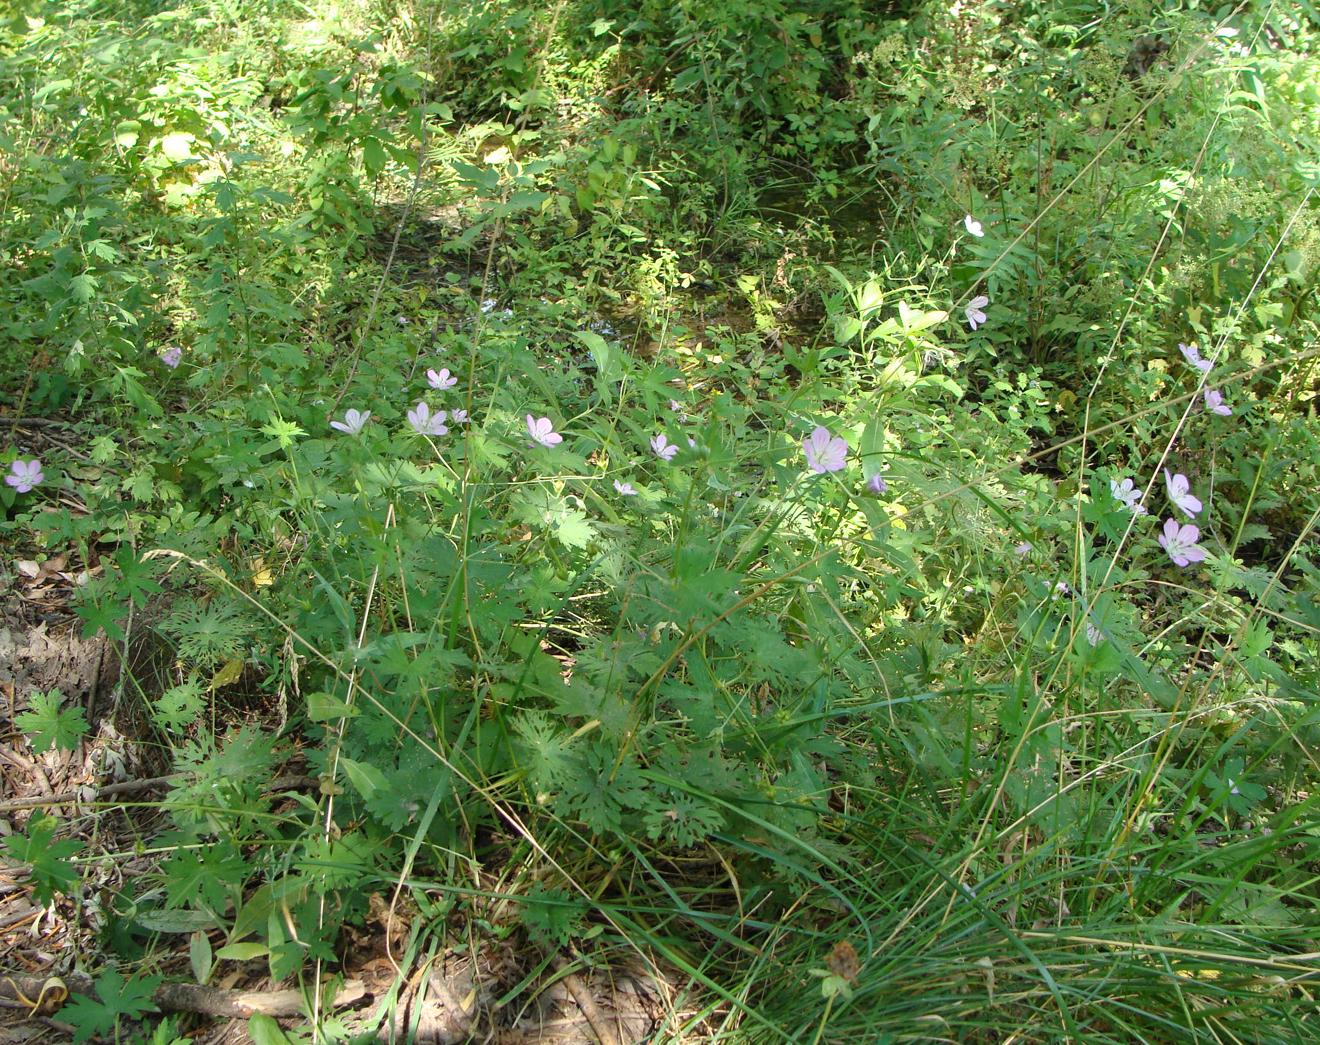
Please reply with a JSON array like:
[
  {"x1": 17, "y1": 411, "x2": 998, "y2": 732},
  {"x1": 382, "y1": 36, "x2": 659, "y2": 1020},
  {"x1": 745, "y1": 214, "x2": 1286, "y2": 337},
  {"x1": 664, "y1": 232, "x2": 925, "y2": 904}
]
[{"x1": 2, "y1": 0, "x2": 1319, "y2": 1042}]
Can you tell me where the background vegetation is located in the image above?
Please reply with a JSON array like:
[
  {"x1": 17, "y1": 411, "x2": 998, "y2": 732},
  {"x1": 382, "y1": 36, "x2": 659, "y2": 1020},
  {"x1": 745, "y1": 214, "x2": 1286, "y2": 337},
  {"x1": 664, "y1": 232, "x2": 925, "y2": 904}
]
[{"x1": 2, "y1": 0, "x2": 1318, "y2": 1040}]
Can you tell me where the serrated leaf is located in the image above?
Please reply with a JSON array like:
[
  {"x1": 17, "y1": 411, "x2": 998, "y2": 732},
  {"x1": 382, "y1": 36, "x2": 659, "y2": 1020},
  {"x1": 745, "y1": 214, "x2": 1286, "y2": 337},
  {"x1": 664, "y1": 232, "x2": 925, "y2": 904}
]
[
  {"x1": 553, "y1": 508, "x2": 596, "y2": 550},
  {"x1": 16, "y1": 689, "x2": 88, "y2": 753}
]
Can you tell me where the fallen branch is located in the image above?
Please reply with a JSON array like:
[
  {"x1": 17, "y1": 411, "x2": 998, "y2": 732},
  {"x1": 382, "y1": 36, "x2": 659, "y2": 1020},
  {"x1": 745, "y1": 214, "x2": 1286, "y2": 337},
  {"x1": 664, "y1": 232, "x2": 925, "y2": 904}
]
[
  {"x1": 550, "y1": 956, "x2": 618, "y2": 1045},
  {"x1": 0, "y1": 971, "x2": 368, "y2": 1019}
]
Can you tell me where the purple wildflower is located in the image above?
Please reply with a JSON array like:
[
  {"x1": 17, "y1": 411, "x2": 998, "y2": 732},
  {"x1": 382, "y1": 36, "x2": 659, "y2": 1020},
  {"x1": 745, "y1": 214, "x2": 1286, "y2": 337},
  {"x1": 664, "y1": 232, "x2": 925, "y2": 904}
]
[
  {"x1": 965, "y1": 296, "x2": 988, "y2": 330},
  {"x1": 803, "y1": 427, "x2": 848, "y2": 474},
  {"x1": 160, "y1": 345, "x2": 183, "y2": 369},
  {"x1": 651, "y1": 434, "x2": 678, "y2": 462},
  {"x1": 427, "y1": 368, "x2": 458, "y2": 391},
  {"x1": 407, "y1": 401, "x2": 448, "y2": 436},
  {"x1": 1158, "y1": 518, "x2": 1207, "y2": 567},
  {"x1": 526, "y1": 415, "x2": 562, "y2": 448},
  {"x1": 1178, "y1": 342, "x2": 1213, "y2": 373},
  {"x1": 330, "y1": 409, "x2": 371, "y2": 435},
  {"x1": 1110, "y1": 477, "x2": 1147, "y2": 516},
  {"x1": 5, "y1": 459, "x2": 44, "y2": 493},
  {"x1": 1204, "y1": 389, "x2": 1232, "y2": 416},
  {"x1": 1164, "y1": 470, "x2": 1202, "y2": 519}
]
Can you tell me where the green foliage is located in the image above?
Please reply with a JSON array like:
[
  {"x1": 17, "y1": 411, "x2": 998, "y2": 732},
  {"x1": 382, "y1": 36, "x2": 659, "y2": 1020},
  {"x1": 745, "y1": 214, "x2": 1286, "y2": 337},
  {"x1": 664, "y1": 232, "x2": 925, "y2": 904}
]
[
  {"x1": 15, "y1": 689, "x2": 89, "y2": 753},
  {"x1": 63, "y1": 969, "x2": 161, "y2": 1045},
  {"x1": 1, "y1": 0, "x2": 1319, "y2": 1040},
  {"x1": 2, "y1": 816, "x2": 82, "y2": 904}
]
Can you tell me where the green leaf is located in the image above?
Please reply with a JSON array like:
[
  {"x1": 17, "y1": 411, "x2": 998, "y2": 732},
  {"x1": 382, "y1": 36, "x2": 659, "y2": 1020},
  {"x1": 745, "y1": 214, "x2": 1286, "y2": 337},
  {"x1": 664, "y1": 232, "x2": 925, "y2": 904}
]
[
  {"x1": 190, "y1": 930, "x2": 213, "y2": 984},
  {"x1": 215, "y1": 942, "x2": 270, "y2": 961},
  {"x1": 575, "y1": 329, "x2": 625, "y2": 403},
  {"x1": 2, "y1": 816, "x2": 82, "y2": 903},
  {"x1": 306, "y1": 691, "x2": 359, "y2": 722},
  {"x1": 113, "y1": 547, "x2": 162, "y2": 608},
  {"x1": 15, "y1": 689, "x2": 88, "y2": 753},
  {"x1": 362, "y1": 135, "x2": 387, "y2": 177},
  {"x1": 63, "y1": 969, "x2": 160, "y2": 1045},
  {"x1": 553, "y1": 508, "x2": 597, "y2": 550},
  {"x1": 247, "y1": 1013, "x2": 296, "y2": 1045},
  {"x1": 340, "y1": 756, "x2": 387, "y2": 800}
]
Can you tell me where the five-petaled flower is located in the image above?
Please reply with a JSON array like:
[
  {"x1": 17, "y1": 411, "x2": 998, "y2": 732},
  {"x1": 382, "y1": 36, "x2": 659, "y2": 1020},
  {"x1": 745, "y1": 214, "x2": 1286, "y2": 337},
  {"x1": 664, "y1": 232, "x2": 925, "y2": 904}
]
[
  {"x1": 5, "y1": 458, "x2": 44, "y2": 493},
  {"x1": 866, "y1": 473, "x2": 887, "y2": 494},
  {"x1": 651, "y1": 433, "x2": 678, "y2": 462},
  {"x1": 1158, "y1": 518, "x2": 1207, "y2": 567},
  {"x1": 450, "y1": 408, "x2": 469, "y2": 424},
  {"x1": 668, "y1": 399, "x2": 683, "y2": 412},
  {"x1": 1204, "y1": 389, "x2": 1232, "y2": 416},
  {"x1": 965, "y1": 296, "x2": 989, "y2": 331},
  {"x1": 1110, "y1": 477, "x2": 1147, "y2": 515},
  {"x1": 427, "y1": 368, "x2": 458, "y2": 390},
  {"x1": 964, "y1": 214, "x2": 984, "y2": 237},
  {"x1": 803, "y1": 426, "x2": 848, "y2": 474},
  {"x1": 1164, "y1": 470, "x2": 1202, "y2": 519},
  {"x1": 526, "y1": 415, "x2": 563, "y2": 447},
  {"x1": 407, "y1": 401, "x2": 448, "y2": 436},
  {"x1": 1178, "y1": 342, "x2": 1213, "y2": 373},
  {"x1": 613, "y1": 479, "x2": 637, "y2": 496},
  {"x1": 330, "y1": 409, "x2": 371, "y2": 435},
  {"x1": 160, "y1": 345, "x2": 182, "y2": 369}
]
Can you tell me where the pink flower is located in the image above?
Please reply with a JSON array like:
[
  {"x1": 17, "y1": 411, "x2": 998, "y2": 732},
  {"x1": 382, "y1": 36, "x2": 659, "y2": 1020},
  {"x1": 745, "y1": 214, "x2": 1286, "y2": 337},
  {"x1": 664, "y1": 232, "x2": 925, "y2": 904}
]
[
  {"x1": 160, "y1": 345, "x2": 183, "y2": 369},
  {"x1": 1178, "y1": 342, "x2": 1213, "y2": 373},
  {"x1": 668, "y1": 399, "x2": 683, "y2": 412},
  {"x1": 1204, "y1": 389, "x2": 1232, "y2": 416},
  {"x1": 526, "y1": 415, "x2": 562, "y2": 447},
  {"x1": 1164, "y1": 470, "x2": 1202, "y2": 519},
  {"x1": 450, "y1": 408, "x2": 469, "y2": 424},
  {"x1": 5, "y1": 458, "x2": 44, "y2": 493},
  {"x1": 965, "y1": 296, "x2": 988, "y2": 331},
  {"x1": 330, "y1": 409, "x2": 371, "y2": 435},
  {"x1": 407, "y1": 401, "x2": 448, "y2": 436},
  {"x1": 803, "y1": 426, "x2": 848, "y2": 474},
  {"x1": 427, "y1": 368, "x2": 458, "y2": 390},
  {"x1": 613, "y1": 479, "x2": 637, "y2": 496},
  {"x1": 866, "y1": 473, "x2": 887, "y2": 494},
  {"x1": 651, "y1": 434, "x2": 678, "y2": 462},
  {"x1": 1158, "y1": 518, "x2": 1207, "y2": 567},
  {"x1": 963, "y1": 214, "x2": 984, "y2": 237}
]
